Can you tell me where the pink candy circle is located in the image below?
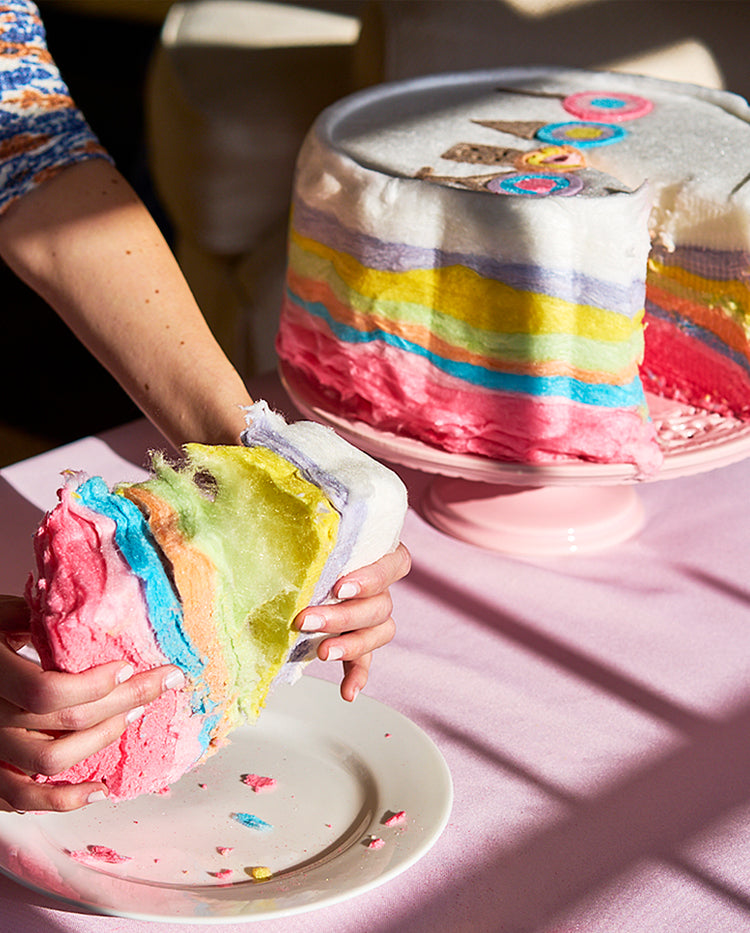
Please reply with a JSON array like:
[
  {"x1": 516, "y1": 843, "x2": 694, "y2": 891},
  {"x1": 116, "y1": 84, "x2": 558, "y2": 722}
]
[{"x1": 563, "y1": 90, "x2": 653, "y2": 122}]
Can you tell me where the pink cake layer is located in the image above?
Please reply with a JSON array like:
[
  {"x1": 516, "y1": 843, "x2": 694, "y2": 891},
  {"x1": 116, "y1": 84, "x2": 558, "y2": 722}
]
[
  {"x1": 27, "y1": 487, "x2": 204, "y2": 797},
  {"x1": 642, "y1": 314, "x2": 750, "y2": 417}
]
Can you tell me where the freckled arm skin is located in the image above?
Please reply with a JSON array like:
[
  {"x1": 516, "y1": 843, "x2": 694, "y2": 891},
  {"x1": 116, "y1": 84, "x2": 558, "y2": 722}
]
[{"x1": 0, "y1": 159, "x2": 253, "y2": 449}]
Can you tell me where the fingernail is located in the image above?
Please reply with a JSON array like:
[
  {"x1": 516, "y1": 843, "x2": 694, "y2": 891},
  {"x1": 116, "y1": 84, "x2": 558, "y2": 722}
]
[
  {"x1": 163, "y1": 669, "x2": 186, "y2": 691},
  {"x1": 350, "y1": 686, "x2": 360, "y2": 703},
  {"x1": 126, "y1": 705, "x2": 145, "y2": 724},
  {"x1": 337, "y1": 581, "x2": 360, "y2": 600},
  {"x1": 299, "y1": 613, "x2": 325, "y2": 633},
  {"x1": 116, "y1": 663, "x2": 135, "y2": 684},
  {"x1": 86, "y1": 790, "x2": 108, "y2": 804},
  {"x1": 327, "y1": 645, "x2": 344, "y2": 662}
]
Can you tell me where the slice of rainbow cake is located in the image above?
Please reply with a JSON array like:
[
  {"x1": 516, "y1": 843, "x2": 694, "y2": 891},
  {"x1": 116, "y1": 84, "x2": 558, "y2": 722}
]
[{"x1": 26, "y1": 403, "x2": 407, "y2": 799}]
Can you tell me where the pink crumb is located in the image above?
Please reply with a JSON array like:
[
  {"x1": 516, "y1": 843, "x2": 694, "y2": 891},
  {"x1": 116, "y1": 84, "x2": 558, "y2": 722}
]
[
  {"x1": 383, "y1": 810, "x2": 407, "y2": 827},
  {"x1": 216, "y1": 846, "x2": 234, "y2": 856},
  {"x1": 366, "y1": 836, "x2": 385, "y2": 850},
  {"x1": 242, "y1": 773, "x2": 277, "y2": 793},
  {"x1": 199, "y1": 783, "x2": 207, "y2": 790},
  {"x1": 209, "y1": 869, "x2": 233, "y2": 880},
  {"x1": 68, "y1": 845, "x2": 131, "y2": 864}
]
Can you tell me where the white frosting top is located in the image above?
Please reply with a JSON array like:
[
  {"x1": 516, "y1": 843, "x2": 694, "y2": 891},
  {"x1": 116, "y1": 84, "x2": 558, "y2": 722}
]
[{"x1": 305, "y1": 66, "x2": 750, "y2": 252}]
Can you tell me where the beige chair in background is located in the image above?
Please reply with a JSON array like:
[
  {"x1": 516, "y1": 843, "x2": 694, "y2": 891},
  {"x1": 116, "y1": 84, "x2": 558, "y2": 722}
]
[{"x1": 146, "y1": 0, "x2": 371, "y2": 378}]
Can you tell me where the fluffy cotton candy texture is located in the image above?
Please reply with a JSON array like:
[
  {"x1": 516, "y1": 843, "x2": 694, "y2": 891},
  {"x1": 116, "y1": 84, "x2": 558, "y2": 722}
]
[
  {"x1": 122, "y1": 443, "x2": 342, "y2": 725},
  {"x1": 277, "y1": 68, "x2": 750, "y2": 473},
  {"x1": 241, "y1": 400, "x2": 409, "y2": 677},
  {"x1": 27, "y1": 476, "x2": 206, "y2": 798},
  {"x1": 26, "y1": 447, "x2": 341, "y2": 798},
  {"x1": 26, "y1": 420, "x2": 408, "y2": 800}
]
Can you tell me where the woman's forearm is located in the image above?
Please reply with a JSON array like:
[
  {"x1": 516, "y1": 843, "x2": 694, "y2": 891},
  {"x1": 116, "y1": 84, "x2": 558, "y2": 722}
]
[{"x1": 0, "y1": 159, "x2": 252, "y2": 448}]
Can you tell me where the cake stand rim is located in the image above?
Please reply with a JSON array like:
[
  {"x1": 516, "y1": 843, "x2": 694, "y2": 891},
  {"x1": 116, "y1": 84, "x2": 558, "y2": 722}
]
[{"x1": 279, "y1": 363, "x2": 750, "y2": 488}]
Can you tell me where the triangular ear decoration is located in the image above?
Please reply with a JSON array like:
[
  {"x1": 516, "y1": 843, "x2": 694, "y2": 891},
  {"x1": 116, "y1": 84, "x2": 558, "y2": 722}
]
[
  {"x1": 416, "y1": 166, "x2": 506, "y2": 191},
  {"x1": 471, "y1": 119, "x2": 548, "y2": 139},
  {"x1": 494, "y1": 85, "x2": 565, "y2": 100},
  {"x1": 441, "y1": 142, "x2": 522, "y2": 166}
]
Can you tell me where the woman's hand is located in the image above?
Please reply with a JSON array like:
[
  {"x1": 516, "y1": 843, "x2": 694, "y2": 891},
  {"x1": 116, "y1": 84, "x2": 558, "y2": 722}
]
[
  {"x1": 0, "y1": 596, "x2": 183, "y2": 813},
  {"x1": 294, "y1": 543, "x2": 411, "y2": 703}
]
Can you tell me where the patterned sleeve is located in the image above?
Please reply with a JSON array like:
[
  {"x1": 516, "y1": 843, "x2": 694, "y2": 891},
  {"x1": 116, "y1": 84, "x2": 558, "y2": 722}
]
[{"x1": 0, "y1": 0, "x2": 112, "y2": 216}]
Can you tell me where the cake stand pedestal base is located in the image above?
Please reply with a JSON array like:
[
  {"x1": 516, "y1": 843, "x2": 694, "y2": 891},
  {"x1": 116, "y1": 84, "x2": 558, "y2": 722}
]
[{"x1": 421, "y1": 478, "x2": 645, "y2": 556}]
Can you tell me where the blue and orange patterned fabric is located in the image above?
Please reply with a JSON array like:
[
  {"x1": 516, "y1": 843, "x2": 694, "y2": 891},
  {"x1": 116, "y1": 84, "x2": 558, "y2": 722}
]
[{"x1": 0, "y1": 0, "x2": 110, "y2": 215}]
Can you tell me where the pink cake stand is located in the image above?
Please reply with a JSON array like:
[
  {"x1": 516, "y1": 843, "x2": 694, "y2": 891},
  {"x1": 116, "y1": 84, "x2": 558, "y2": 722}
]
[{"x1": 280, "y1": 364, "x2": 750, "y2": 556}]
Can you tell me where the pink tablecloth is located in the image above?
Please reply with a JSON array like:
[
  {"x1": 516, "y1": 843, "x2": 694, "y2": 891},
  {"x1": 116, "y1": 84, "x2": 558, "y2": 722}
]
[{"x1": 2, "y1": 374, "x2": 750, "y2": 932}]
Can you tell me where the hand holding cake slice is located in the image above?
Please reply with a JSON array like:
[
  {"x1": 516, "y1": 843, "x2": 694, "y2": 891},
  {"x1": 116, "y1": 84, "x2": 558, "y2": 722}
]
[{"x1": 25, "y1": 402, "x2": 408, "y2": 800}]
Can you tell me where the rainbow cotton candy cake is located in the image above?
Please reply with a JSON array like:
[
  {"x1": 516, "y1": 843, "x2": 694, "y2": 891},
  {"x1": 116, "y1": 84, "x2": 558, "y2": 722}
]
[
  {"x1": 276, "y1": 66, "x2": 750, "y2": 475},
  {"x1": 26, "y1": 402, "x2": 407, "y2": 800}
]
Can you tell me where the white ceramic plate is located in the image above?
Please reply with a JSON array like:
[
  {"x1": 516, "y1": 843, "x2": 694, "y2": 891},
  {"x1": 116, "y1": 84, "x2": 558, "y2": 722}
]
[{"x1": 0, "y1": 677, "x2": 452, "y2": 923}]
